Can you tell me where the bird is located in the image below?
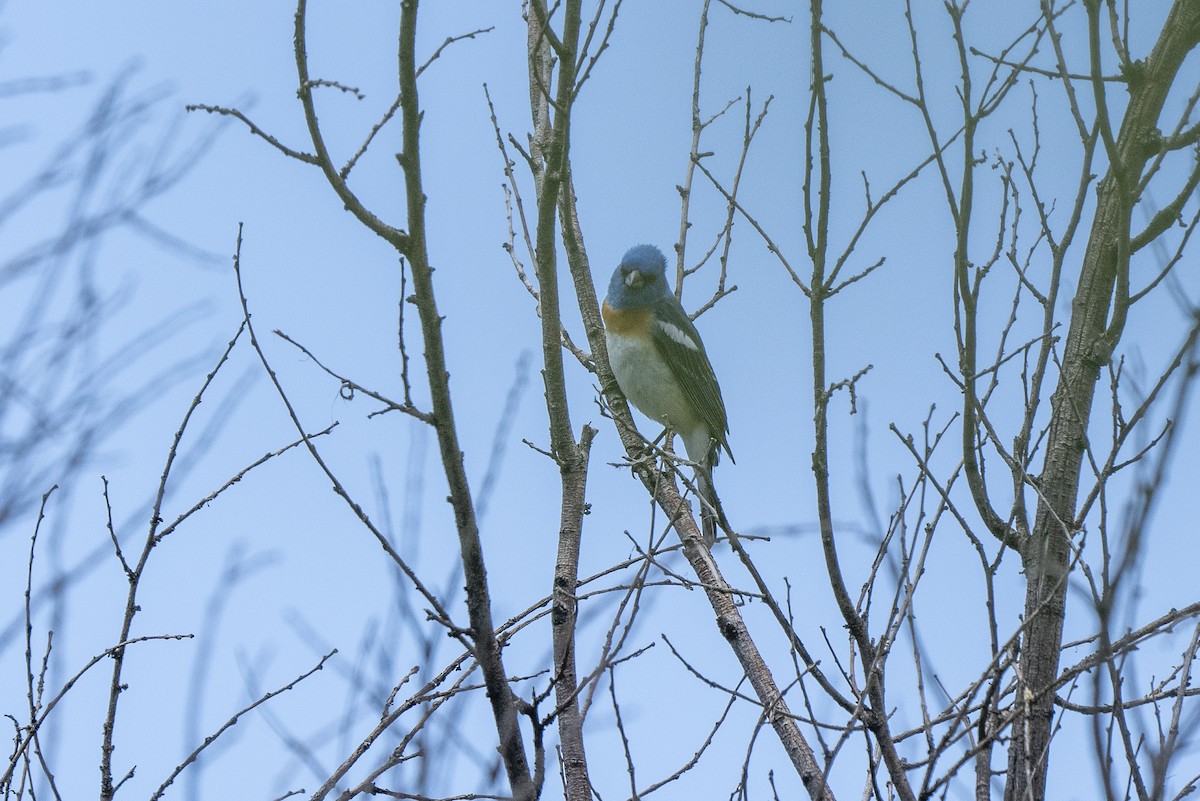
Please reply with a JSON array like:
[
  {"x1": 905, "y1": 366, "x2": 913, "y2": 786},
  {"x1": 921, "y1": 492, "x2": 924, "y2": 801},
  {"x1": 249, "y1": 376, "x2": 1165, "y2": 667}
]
[{"x1": 601, "y1": 244, "x2": 733, "y2": 545}]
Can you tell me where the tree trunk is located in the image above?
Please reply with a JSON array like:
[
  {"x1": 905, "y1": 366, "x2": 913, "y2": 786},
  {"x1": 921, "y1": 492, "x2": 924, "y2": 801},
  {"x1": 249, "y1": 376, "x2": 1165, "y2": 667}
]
[{"x1": 1005, "y1": 4, "x2": 1200, "y2": 799}]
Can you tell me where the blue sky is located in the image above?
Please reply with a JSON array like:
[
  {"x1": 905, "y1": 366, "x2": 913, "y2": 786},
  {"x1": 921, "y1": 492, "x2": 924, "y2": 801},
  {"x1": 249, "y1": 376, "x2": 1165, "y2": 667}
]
[{"x1": 3, "y1": 2, "x2": 1199, "y2": 799}]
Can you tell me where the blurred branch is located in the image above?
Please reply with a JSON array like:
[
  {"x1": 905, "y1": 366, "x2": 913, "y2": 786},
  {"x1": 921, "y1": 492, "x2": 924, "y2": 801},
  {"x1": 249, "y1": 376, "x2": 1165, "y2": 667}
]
[{"x1": 1, "y1": 67, "x2": 222, "y2": 539}]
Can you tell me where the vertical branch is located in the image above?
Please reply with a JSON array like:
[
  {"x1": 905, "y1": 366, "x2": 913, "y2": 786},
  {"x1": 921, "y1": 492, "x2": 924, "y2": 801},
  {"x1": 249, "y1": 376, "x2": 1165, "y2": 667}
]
[
  {"x1": 292, "y1": 0, "x2": 406, "y2": 250},
  {"x1": 98, "y1": 318, "x2": 244, "y2": 800},
  {"x1": 548, "y1": 421, "x2": 594, "y2": 801},
  {"x1": 19, "y1": 487, "x2": 58, "y2": 797},
  {"x1": 1005, "y1": 3, "x2": 1200, "y2": 800},
  {"x1": 525, "y1": 2, "x2": 595, "y2": 798},
  {"x1": 393, "y1": 3, "x2": 538, "y2": 797},
  {"x1": 675, "y1": 0, "x2": 712, "y2": 289},
  {"x1": 947, "y1": 0, "x2": 1018, "y2": 546},
  {"x1": 299, "y1": 0, "x2": 543, "y2": 796},
  {"x1": 290, "y1": 0, "x2": 556, "y2": 796},
  {"x1": 806, "y1": 2, "x2": 918, "y2": 799}
]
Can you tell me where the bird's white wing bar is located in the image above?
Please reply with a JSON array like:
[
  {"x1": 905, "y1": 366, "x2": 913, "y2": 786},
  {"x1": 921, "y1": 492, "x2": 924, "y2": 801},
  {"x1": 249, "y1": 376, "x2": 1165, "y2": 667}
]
[{"x1": 654, "y1": 318, "x2": 702, "y2": 351}]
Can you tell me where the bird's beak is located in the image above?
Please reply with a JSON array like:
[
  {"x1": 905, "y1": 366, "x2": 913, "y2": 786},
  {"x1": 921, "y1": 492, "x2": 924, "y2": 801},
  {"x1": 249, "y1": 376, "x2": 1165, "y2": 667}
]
[{"x1": 624, "y1": 269, "x2": 644, "y2": 289}]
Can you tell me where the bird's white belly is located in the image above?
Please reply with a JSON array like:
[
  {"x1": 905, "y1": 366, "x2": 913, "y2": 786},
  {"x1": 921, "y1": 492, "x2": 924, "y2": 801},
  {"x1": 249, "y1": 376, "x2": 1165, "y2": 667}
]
[{"x1": 605, "y1": 330, "x2": 700, "y2": 433}]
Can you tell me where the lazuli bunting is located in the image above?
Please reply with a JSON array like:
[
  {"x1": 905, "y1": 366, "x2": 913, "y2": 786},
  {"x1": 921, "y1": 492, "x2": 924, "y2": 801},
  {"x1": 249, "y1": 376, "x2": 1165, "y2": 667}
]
[{"x1": 602, "y1": 244, "x2": 733, "y2": 545}]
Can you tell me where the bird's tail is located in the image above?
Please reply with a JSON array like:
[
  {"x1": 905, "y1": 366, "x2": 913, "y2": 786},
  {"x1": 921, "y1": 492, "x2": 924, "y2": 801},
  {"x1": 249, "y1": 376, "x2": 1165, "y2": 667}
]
[{"x1": 695, "y1": 466, "x2": 729, "y2": 546}]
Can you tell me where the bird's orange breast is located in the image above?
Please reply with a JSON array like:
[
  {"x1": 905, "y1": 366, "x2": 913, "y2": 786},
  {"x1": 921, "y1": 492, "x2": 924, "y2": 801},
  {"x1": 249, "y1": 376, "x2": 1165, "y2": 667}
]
[{"x1": 602, "y1": 301, "x2": 654, "y2": 336}]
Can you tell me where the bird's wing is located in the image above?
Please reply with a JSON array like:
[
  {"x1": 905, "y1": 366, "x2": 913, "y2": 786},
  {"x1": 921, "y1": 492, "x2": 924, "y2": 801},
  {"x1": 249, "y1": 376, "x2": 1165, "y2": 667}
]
[{"x1": 649, "y1": 296, "x2": 733, "y2": 462}]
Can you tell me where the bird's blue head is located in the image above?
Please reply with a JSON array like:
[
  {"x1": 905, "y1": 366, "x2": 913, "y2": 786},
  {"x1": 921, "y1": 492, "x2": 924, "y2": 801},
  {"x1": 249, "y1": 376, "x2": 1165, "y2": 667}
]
[{"x1": 606, "y1": 244, "x2": 670, "y2": 310}]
